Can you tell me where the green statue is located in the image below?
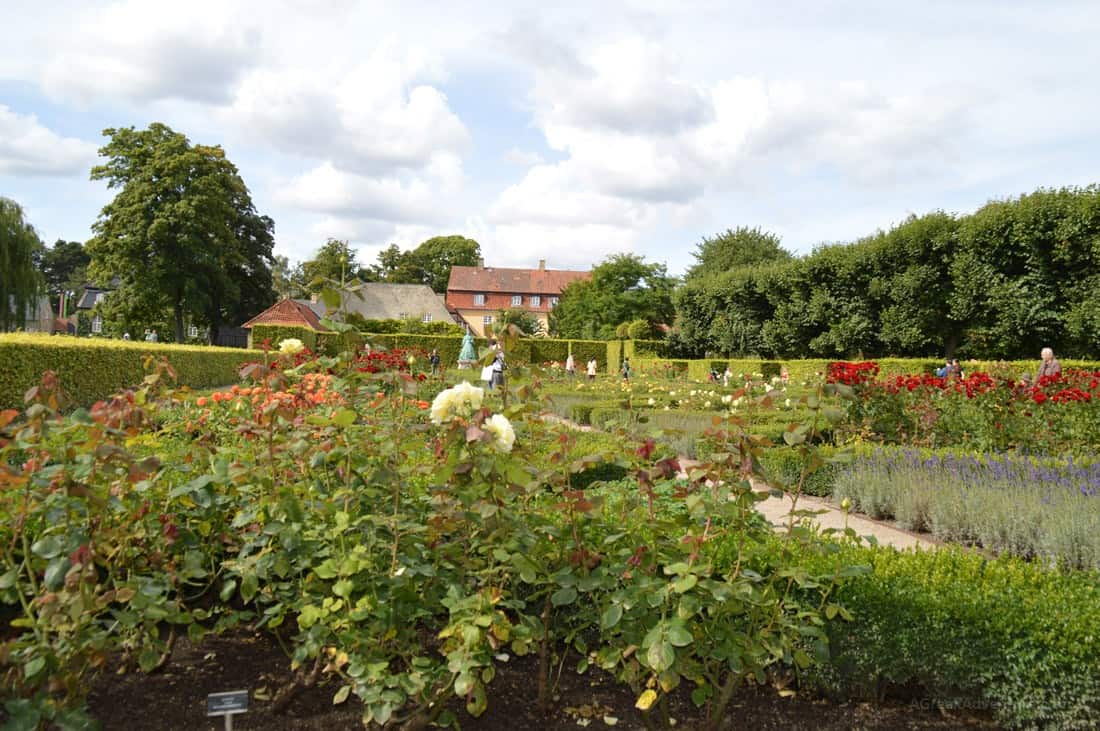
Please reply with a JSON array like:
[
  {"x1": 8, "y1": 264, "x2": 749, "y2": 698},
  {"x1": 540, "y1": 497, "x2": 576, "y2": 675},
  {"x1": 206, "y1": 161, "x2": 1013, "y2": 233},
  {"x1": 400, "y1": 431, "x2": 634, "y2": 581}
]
[{"x1": 458, "y1": 329, "x2": 476, "y2": 366}]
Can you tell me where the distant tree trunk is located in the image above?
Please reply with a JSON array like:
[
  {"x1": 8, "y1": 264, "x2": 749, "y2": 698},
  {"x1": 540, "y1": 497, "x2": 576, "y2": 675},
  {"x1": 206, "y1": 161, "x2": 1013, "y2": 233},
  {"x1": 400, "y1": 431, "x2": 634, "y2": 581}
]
[{"x1": 173, "y1": 297, "x2": 184, "y2": 344}]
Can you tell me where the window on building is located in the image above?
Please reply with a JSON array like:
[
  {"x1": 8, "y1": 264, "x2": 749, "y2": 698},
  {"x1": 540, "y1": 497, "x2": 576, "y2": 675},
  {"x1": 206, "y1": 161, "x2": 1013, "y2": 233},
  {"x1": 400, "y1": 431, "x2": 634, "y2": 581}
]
[
  {"x1": 422, "y1": 313, "x2": 433, "y2": 323},
  {"x1": 474, "y1": 294, "x2": 486, "y2": 306},
  {"x1": 95, "y1": 292, "x2": 106, "y2": 305},
  {"x1": 398, "y1": 312, "x2": 409, "y2": 320},
  {"x1": 187, "y1": 324, "x2": 199, "y2": 338},
  {"x1": 549, "y1": 296, "x2": 559, "y2": 308},
  {"x1": 511, "y1": 294, "x2": 522, "y2": 306},
  {"x1": 91, "y1": 315, "x2": 102, "y2": 334},
  {"x1": 530, "y1": 295, "x2": 541, "y2": 307},
  {"x1": 483, "y1": 315, "x2": 493, "y2": 325}
]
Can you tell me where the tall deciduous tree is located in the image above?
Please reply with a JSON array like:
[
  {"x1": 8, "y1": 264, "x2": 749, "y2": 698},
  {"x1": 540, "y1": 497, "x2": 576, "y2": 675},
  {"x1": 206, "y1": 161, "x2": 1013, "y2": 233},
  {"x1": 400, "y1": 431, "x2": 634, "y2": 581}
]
[
  {"x1": 686, "y1": 227, "x2": 791, "y2": 281},
  {"x1": 302, "y1": 239, "x2": 360, "y2": 295},
  {"x1": 0, "y1": 197, "x2": 45, "y2": 331},
  {"x1": 39, "y1": 240, "x2": 91, "y2": 315},
  {"x1": 369, "y1": 235, "x2": 481, "y2": 292},
  {"x1": 550, "y1": 254, "x2": 676, "y2": 339},
  {"x1": 87, "y1": 124, "x2": 275, "y2": 343}
]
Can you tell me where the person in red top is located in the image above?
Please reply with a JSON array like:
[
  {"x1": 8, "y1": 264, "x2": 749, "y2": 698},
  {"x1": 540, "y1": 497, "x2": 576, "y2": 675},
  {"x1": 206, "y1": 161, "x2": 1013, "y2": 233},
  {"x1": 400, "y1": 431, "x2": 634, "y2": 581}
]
[{"x1": 1036, "y1": 347, "x2": 1062, "y2": 381}]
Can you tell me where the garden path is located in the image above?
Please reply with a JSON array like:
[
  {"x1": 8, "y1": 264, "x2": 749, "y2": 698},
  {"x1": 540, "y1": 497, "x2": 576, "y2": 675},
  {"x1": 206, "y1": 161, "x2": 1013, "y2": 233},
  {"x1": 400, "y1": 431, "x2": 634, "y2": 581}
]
[{"x1": 540, "y1": 414, "x2": 935, "y2": 551}]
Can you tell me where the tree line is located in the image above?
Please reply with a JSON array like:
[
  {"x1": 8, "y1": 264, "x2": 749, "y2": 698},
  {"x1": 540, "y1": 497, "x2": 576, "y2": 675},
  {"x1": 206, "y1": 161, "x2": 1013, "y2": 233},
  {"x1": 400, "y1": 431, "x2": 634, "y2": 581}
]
[
  {"x1": 1, "y1": 123, "x2": 482, "y2": 343},
  {"x1": 672, "y1": 186, "x2": 1100, "y2": 360}
]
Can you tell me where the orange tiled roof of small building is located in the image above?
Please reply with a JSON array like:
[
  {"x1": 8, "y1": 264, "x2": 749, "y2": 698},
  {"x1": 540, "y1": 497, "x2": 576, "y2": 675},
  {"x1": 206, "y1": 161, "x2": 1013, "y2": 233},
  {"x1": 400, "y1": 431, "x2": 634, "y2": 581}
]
[
  {"x1": 446, "y1": 265, "x2": 589, "y2": 295},
  {"x1": 241, "y1": 298, "x2": 324, "y2": 330}
]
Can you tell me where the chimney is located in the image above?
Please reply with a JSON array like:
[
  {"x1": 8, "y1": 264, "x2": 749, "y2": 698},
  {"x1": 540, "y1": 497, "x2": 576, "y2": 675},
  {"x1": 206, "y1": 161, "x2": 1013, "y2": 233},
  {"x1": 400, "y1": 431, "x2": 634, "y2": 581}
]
[
  {"x1": 477, "y1": 257, "x2": 484, "y2": 268},
  {"x1": 538, "y1": 259, "x2": 546, "y2": 270}
]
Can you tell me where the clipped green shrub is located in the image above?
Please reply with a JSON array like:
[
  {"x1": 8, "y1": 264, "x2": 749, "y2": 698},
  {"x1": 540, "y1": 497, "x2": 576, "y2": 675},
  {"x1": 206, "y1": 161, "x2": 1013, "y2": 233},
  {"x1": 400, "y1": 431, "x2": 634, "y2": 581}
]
[
  {"x1": 757, "y1": 445, "x2": 852, "y2": 496},
  {"x1": 632, "y1": 339, "x2": 669, "y2": 358},
  {"x1": 249, "y1": 324, "x2": 319, "y2": 351},
  {"x1": 798, "y1": 545, "x2": 1100, "y2": 730},
  {"x1": 0, "y1": 334, "x2": 257, "y2": 409}
]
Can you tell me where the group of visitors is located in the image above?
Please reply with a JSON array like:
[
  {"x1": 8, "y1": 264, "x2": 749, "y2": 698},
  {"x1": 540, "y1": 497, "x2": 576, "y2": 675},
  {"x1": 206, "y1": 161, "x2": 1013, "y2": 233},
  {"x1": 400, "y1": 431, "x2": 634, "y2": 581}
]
[
  {"x1": 563, "y1": 353, "x2": 600, "y2": 381},
  {"x1": 935, "y1": 348, "x2": 1062, "y2": 385}
]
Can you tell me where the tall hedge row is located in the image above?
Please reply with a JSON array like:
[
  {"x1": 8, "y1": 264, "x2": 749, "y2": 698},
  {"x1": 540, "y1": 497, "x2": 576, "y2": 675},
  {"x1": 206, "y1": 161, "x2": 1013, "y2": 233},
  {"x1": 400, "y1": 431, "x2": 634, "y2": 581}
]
[{"x1": 0, "y1": 334, "x2": 256, "y2": 409}]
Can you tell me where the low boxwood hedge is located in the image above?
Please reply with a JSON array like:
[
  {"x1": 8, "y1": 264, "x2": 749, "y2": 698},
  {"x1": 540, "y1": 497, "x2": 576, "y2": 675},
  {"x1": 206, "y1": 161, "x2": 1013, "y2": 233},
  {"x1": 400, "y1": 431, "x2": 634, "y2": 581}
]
[
  {"x1": 799, "y1": 544, "x2": 1100, "y2": 729},
  {"x1": 0, "y1": 334, "x2": 257, "y2": 409}
]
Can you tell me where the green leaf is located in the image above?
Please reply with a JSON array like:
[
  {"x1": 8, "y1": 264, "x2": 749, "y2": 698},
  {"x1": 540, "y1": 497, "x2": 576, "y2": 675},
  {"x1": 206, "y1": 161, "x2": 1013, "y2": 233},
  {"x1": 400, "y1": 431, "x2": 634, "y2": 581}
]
[
  {"x1": 646, "y1": 641, "x2": 675, "y2": 673},
  {"x1": 332, "y1": 408, "x2": 357, "y2": 427},
  {"x1": 794, "y1": 649, "x2": 812, "y2": 669},
  {"x1": 600, "y1": 603, "x2": 623, "y2": 630},
  {"x1": 239, "y1": 572, "x2": 259, "y2": 602},
  {"x1": 666, "y1": 622, "x2": 693, "y2": 647},
  {"x1": 333, "y1": 579, "x2": 354, "y2": 599},
  {"x1": 24, "y1": 656, "x2": 46, "y2": 679},
  {"x1": 551, "y1": 586, "x2": 577, "y2": 607},
  {"x1": 672, "y1": 574, "x2": 697, "y2": 594},
  {"x1": 44, "y1": 557, "x2": 70, "y2": 591},
  {"x1": 333, "y1": 685, "x2": 351, "y2": 705},
  {"x1": 138, "y1": 647, "x2": 160, "y2": 672},
  {"x1": 30, "y1": 536, "x2": 62, "y2": 559},
  {"x1": 219, "y1": 579, "x2": 237, "y2": 603}
]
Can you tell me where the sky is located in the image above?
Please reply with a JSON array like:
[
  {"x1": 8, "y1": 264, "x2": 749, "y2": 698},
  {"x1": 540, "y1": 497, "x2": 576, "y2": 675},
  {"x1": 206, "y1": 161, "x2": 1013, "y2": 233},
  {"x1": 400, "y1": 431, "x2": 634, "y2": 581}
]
[{"x1": 2, "y1": 0, "x2": 1099, "y2": 277}]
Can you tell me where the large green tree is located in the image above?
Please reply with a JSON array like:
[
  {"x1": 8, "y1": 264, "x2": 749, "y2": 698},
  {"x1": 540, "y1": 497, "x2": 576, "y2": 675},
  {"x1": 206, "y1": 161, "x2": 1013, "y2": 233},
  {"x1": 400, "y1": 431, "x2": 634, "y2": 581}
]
[
  {"x1": 550, "y1": 254, "x2": 676, "y2": 339},
  {"x1": 39, "y1": 240, "x2": 91, "y2": 315},
  {"x1": 87, "y1": 124, "x2": 275, "y2": 343},
  {"x1": 0, "y1": 197, "x2": 45, "y2": 331},
  {"x1": 686, "y1": 227, "x2": 791, "y2": 281},
  {"x1": 370, "y1": 235, "x2": 481, "y2": 292},
  {"x1": 302, "y1": 239, "x2": 360, "y2": 295}
]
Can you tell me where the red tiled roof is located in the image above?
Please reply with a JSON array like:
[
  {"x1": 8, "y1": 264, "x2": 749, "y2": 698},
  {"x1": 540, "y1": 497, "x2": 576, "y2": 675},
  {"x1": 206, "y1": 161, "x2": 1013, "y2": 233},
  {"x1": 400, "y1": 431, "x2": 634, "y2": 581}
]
[
  {"x1": 241, "y1": 298, "x2": 325, "y2": 330},
  {"x1": 446, "y1": 265, "x2": 590, "y2": 295}
]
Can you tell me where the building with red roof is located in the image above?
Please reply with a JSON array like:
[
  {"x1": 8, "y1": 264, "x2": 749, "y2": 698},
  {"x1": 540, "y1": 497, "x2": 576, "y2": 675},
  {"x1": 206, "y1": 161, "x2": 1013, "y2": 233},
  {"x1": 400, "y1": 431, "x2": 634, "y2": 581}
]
[{"x1": 446, "y1": 259, "x2": 590, "y2": 336}]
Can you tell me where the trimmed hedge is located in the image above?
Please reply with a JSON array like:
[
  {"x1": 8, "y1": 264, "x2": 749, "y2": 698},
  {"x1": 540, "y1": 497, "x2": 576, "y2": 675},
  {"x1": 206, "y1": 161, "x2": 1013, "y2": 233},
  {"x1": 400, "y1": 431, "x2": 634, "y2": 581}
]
[
  {"x1": 0, "y1": 334, "x2": 257, "y2": 409},
  {"x1": 798, "y1": 545, "x2": 1100, "y2": 729},
  {"x1": 249, "y1": 325, "x2": 319, "y2": 351}
]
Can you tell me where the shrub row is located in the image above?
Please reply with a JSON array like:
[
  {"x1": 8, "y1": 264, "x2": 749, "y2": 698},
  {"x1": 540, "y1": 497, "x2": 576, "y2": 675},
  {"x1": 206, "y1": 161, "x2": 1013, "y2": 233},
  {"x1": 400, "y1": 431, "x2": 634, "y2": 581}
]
[
  {"x1": 250, "y1": 325, "x2": 610, "y2": 370},
  {"x1": 0, "y1": 334, "x2": 256, "y2": 409},
  {"x1": 795, "y1": 544, "x2": 1100, "y2": 729}
]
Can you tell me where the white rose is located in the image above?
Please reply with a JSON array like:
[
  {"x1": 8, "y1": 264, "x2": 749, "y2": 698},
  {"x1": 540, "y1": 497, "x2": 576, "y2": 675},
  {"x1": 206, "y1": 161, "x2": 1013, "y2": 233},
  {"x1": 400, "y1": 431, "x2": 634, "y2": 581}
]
[
  {"x1": 647, "y1": 398, "x2": 656, "y2": 406},
  {"x1": 278, "y1": 338, "x2": 304, "y2": 355},
  {"x1": 483, "y1": 413, "x2": 516, "y2": 453},
  {"x1": 430, "y1": 381, "x2": 484, "y2": 424}
]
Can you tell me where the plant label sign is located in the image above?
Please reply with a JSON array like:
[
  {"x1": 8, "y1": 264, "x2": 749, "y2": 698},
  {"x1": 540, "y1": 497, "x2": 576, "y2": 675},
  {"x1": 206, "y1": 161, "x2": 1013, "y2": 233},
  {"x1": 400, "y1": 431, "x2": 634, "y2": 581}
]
[{"x1": 207, "y1": 690, "x2": 248, "y2": 730}]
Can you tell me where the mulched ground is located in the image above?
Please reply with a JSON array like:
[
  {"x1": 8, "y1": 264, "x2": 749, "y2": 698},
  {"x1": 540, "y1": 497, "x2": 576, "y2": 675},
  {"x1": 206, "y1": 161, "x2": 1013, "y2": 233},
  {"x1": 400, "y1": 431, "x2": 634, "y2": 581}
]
[{"x1": 81, "y1": 631, "x2": 1002, "y2": 730}]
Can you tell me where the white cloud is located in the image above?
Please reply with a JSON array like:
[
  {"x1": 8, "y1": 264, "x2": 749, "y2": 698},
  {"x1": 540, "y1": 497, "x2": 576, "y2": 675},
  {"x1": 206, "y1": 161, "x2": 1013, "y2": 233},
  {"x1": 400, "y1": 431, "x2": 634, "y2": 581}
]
[
  {"x1": 227, "y1": 42, "x2": 468, "y2": 177},
  {"x1": 275, "y1": 162, "x2": 447, "y2": 223},
  {"x1": 504, "y1": 148, "x2": 545, "y2": 167},
  {"x1": 0, "y1": 106, "x2": 97, "y2": 177},
  {"x1": 40, "y1": 0, "x2": 261, "y2": 105}
]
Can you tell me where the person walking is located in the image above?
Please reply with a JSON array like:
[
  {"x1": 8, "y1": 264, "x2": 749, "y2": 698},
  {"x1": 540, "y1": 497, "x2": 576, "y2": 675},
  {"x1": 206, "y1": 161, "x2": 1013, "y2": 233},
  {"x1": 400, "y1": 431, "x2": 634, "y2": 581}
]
[
  {"x1": 586, "y1": 358, "x2": 597, "y2": 381},
  {"x1": 429, "y1": 349, "x2": 441, "y2": 376},
  {"x1": 565, "y1": 353, "x2": 575, "y2": 378},
  {"x1": 621, "y1": 357, "x2": 631, "y2": 381},
  {"x1": 1036, "y1": 347, "x2": 1062, "y2": 382},
  {"x1": 490, "y1": 343, "x2": 506, "y2": 390}
]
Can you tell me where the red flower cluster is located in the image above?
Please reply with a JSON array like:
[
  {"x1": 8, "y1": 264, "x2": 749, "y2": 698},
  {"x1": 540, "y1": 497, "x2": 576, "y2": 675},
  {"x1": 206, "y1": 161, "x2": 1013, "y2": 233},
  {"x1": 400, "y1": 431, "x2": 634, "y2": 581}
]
[
  {"x1": 827, "y1": 361, "x2": 880, "y2": 385},
  {"x1": 352, "y1": 347, "x2": 427, "y2": 375}
]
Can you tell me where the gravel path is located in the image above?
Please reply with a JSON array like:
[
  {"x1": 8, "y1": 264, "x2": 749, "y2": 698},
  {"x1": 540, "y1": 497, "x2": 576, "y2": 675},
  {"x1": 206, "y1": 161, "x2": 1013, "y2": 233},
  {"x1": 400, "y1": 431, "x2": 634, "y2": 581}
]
[{"x1": 541, "y1": 413, "x2": 936, "y2": 550}]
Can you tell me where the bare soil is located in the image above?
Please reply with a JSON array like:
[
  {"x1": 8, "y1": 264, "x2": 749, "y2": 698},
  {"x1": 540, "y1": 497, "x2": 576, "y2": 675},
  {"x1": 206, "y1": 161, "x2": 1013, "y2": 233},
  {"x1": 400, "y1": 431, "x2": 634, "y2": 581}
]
[{"x1": 82, "y1": 631, "x2": 1001, "y2": 730}]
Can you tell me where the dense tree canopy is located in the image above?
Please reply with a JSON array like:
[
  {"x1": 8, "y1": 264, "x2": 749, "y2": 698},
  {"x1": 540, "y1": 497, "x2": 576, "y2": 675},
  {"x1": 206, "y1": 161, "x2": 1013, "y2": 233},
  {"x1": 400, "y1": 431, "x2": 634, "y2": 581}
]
[
  {"x1": 369, "y1": 235, "x2": 481, "y2": 292},
  {"x1": 672, "y1": 186, "x2": 1100, "y2": 360},
  {"x1": 495, "y1": 307, "x2": 543, "y2": 337},
  {"x1": 39, "y1": 240, "x2": 90, "y2": 314},
  {"x1": 301, "y1": 239, "x2": 360, "y2": 295},
  {"x1": 550, "y1": 254, "x2": 676, "y2": 339},
  {"x1": 686, "y1": 227, "x2": 791, "y2": 281},
  {"x1": 0, "y1": 197, "x2": 45, "y2": 331},
  {"x1": 87, "y1": 124, "x2": 275, "y2": 342}
]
